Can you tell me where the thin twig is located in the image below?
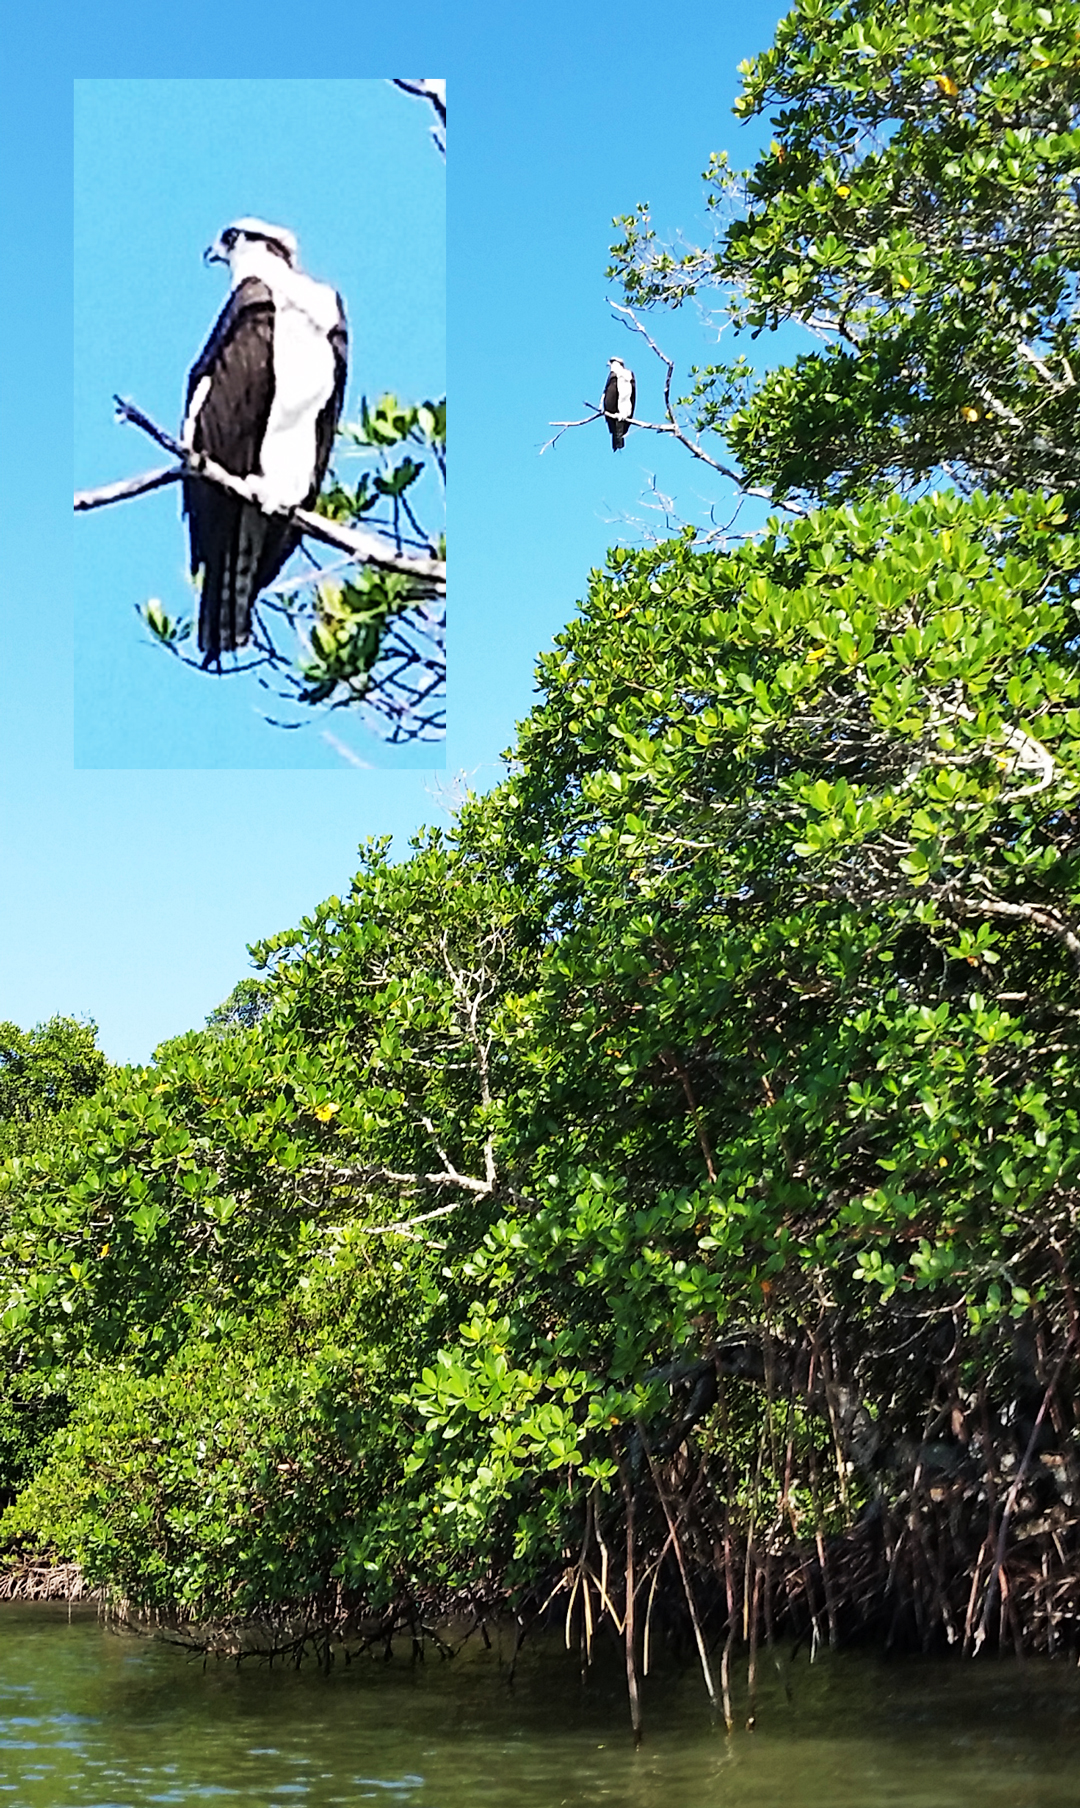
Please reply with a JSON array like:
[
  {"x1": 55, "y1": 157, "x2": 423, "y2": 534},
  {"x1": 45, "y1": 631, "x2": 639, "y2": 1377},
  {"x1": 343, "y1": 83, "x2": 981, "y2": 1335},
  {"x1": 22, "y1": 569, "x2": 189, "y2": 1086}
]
[{"x1": 392, "y1": 79, "x2": 446, "y2": 154}]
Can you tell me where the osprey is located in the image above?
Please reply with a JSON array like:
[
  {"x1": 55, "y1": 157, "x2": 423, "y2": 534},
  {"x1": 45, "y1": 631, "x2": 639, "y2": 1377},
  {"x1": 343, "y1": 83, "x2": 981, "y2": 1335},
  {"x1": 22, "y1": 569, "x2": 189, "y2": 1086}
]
[
  {"x1": 182, "y1": 218, "x2": 348, "y2": 665},
  {"x1": 603, "y1": 356, "x2": 636, "y2": 451}
]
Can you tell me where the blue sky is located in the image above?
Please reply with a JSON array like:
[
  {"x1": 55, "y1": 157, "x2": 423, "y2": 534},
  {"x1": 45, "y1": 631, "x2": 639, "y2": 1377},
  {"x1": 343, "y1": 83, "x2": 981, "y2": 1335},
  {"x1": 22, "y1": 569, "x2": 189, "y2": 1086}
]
[{"x1": 0, "y1": 0, "x2": 788, "y2": 1065}]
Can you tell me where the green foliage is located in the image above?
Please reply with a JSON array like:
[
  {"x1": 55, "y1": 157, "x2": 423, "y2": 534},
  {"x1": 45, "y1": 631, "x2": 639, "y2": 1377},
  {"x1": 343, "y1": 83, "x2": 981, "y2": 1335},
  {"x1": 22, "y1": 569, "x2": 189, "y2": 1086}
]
[
  {"x1": 368, "y1": 486, "x2": 1080, "y2": 1564},
  {"x1": 297, "y1": 570, "x2": 425, "y2": 706},
  {"x1": 0, "y1": 1379, "x2": 70, "y2": 1511},
  {"x1": 0, "y1": 833, "x2": 530, "y2": 1601},
  {"x1": 0, "y1": 840, "x2": 509, "y2": 1369},
  {"x1": 0, "y1": 1017, "x2": 109, "y2": 1502},
  {"x1": 305, "y1": 394, "x2": 447, "y2": 730},
  {"x1": 204, "y1": 978, "x2": 273, "y2": 1036},
  {"x1": 336, "y1": 393, "x2": 446, "y2": 464},
  {"x1": 6, "y1": 489, "x2": 1078, "y2": 1622},
  {"x1": 138, "y1": 597, "x2": 191, "y2": 646},
  {"x1": 317, "y1": 394, "x2": 446, "y2": 529},
  {"x1": 2, "y1": 1287, "x2": 417, "y2": 1617},
  {"x1": 609, "y1": 0, "x2": 1080, "y2": 510},
  {"x1": 0, "y1": 1017, "x2": 111, "y2": 1160}
]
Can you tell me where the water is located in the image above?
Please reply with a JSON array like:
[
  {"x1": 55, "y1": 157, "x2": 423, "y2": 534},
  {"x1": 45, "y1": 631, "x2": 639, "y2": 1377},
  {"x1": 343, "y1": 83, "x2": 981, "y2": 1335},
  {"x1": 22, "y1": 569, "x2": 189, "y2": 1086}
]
[{"x1": 1, "y1": 1602, "x2": 1079, "y2": 1806}]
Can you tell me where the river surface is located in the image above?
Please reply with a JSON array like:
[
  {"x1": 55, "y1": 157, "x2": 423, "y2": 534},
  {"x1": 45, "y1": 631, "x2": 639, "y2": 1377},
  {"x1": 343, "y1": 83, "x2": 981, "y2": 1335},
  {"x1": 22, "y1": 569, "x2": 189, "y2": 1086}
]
[{"x1": 1, "y1": 1602, "x2": 1079, "y2": 1806}]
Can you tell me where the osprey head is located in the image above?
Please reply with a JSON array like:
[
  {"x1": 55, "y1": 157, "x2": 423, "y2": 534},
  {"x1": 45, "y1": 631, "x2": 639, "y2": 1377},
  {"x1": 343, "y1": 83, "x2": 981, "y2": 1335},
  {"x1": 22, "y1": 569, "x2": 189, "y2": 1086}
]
[{"x1": 204, "y1": 218, "x2": 299, "y2": 269}]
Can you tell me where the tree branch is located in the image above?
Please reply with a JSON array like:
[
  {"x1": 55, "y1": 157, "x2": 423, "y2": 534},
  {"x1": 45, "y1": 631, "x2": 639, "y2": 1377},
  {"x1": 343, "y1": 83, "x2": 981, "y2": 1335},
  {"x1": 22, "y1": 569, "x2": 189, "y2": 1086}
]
[
  {"x1": 75, "y1": 464, "x2": 182, "y2": 510},
  {"x1": 951, "y1": 890, "x2": 1080, "y2": 971},
  {"x1": 392, "y1": 78, "x2": 445, "y2": 126},
  {"x1": 542, "y1": 308, "x2": 806, "y2": 516},
  {"x1": 392, "y1": 79, "x2": 446, "y2": 155},
  {"x1": 307, "y1": 1160, "x2": 493, "y2": 1197},
  {"x1": 360, "y1": 1197, "x2": 470, "y2": 1239},
  {"x1": 609, "y1": 303, "x2": 806, "y2": 513},
  {"x1": 76, "y1": 398, "x2": 446, "y2": 593},
  {"x1": 540, "y1": 407, "x2": 607, "y2": 454}
]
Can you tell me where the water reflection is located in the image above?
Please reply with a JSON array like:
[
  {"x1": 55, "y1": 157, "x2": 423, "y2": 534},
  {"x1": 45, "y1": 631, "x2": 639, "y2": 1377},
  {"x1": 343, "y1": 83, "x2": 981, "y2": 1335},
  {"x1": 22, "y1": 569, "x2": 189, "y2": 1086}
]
[{"x1": 1, "y1": 1601, "x2": 1078, "y2": 1806}]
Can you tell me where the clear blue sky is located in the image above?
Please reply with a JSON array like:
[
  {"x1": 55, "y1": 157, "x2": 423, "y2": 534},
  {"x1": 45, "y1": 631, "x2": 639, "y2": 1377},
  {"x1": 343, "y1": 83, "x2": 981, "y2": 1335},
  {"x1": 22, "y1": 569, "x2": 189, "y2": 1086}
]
[{"x1": 0, "y1": 0, "x2": 788, "y2": 1065}]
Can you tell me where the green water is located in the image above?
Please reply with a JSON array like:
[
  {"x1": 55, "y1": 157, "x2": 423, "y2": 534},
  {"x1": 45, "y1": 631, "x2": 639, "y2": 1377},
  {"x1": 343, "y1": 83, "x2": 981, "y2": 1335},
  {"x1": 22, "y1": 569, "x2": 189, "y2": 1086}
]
[{"x1": 1, "y1": 1603, "x2": 1078, "y2": 1806}]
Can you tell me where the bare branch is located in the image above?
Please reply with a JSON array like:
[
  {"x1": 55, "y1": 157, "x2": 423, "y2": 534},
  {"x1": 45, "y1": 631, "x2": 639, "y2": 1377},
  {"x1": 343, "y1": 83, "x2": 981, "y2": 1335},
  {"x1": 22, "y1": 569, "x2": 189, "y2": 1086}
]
[
  {"x1": 75, "y1": 465, "x2": 182, "y2": 510},
  {"x1": 310, "y1": 1160, "x2": 493, "y2": 1197},
  {"x1": 393, "y1": 78, "x2": 445, "y2": 124},
  {"x1": 392, "y1": 78, "x2": 446, "y2": 155},
  {"x1": 937, "y1": 698, "x2": 1058, "y2": 801},
  {"x1": 320, "y1": 730, "x2": 375, "y2": 769},
  {"x1": 540, "y1": 408, "x2": 606, "y2": 454},
  {"x1": 609, "y1": 303, "x2": 806, "y2": 513},
  {"x1": 543, "y1": 309, "x2": 807, "y2": 516},
  {"x1": 1015, "y1": 341, "x2": 1077, "y2": 394},
  {"x1": 951, "y1": 890, "x2": 1080, "y2": 971},
  {"x1": 361, "y1": 1197, "x2": 470, "y2": 1239},
  {"x1": 261, "y1": 557, "x2": 378, "y2": 596},
  {"x1": 79, "y1": 398, "x2": 446, "y2": 593}
]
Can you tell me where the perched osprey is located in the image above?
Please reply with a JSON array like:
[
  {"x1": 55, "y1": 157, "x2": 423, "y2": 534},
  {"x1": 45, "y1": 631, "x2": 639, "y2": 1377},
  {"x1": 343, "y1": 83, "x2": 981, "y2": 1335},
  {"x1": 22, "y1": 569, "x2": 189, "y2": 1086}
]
[
  {"x1": 182, "y1": 218, "x2": 348, "y2": 665},
  {"x1": 603, "y1": 356, "x2": 636, "y2": 451}
]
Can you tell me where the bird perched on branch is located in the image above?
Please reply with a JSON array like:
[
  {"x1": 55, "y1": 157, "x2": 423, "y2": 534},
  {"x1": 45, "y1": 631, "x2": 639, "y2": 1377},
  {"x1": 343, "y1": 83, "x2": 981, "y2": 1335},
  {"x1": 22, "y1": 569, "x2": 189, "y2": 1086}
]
[
  {"x1": 182, "y1": 218, "x2": 348, "y2": 666},
  {"x1": 602, "y1": 356, "x2": 636, "y2": 451}
]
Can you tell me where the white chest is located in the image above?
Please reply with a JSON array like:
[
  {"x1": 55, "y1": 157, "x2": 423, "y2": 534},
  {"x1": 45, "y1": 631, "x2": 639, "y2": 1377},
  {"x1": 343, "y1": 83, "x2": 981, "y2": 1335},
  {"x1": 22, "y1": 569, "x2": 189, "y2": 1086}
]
[
  {"x1": 258, "y1": 298, "x2": 336, "y2": 508},
  {"x1": 612, "y1": 366, "x2": 633, "y2": 417}
]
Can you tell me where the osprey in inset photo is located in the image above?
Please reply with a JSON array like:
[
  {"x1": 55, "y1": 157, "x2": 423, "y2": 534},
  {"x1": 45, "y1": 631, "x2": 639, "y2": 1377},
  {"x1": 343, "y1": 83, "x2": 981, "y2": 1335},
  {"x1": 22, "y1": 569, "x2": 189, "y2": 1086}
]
[
  {"x1": 603, "y1": 356, "x2": 636, "y2": 451},
  {"x1": 181, "y1": 218, "x2": 348, "y2": 666}
]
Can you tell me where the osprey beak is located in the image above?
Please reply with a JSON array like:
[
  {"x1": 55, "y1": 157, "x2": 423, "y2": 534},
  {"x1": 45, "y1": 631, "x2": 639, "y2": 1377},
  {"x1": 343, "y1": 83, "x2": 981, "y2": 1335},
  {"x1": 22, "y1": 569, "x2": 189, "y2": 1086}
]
[{"x1": 203, "y1": 239, "x2": 227, "y2": 266}]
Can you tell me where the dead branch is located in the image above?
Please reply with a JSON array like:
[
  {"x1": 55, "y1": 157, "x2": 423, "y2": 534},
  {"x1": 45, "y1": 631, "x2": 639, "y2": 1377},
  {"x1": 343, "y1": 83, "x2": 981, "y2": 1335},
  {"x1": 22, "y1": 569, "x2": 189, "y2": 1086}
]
[
  {"x1": 540, "y1": 407, "x2": 606, "y2": 453},
  {"x1": 307, "y1": 1159, "x2": 493, "y2": 1197},
  {"x1": 973, "y1": 1330, "x2": 1077, "y2": 1652},
  {"x1": 76, "y1": 398, "x2": 446, "y2": 594},
  {"x1": 952, "y1": 890, "x2": 1080, "y2": 970},
  {"x1": 392, "y1": 79, "x2": 446, "y2": 154},
  {"x1": 360, "y1": 1197, "x2": 476, "y2": 1239},
  {"x1": 75, "y1": 464, "x2": 182, "y2": 509},
  {"x1": 393, "y1": 78, "x2": 445, "y2": 125},
  {"x1": 609, "y1": 303, "x2": 805, "y2": 513}
]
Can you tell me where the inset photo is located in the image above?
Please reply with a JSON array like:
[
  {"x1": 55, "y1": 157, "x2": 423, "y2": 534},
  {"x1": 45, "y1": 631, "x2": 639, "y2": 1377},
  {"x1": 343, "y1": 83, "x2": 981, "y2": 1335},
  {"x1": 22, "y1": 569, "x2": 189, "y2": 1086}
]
[{"x1": 74, "y1": 79, "x2": 445, "y2": 769}]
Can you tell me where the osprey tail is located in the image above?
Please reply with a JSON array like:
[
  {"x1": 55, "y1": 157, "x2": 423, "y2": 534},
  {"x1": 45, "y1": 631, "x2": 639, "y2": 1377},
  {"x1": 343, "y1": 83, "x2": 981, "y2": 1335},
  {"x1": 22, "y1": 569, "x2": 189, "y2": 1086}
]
[{"x1": 186, "y1": 484, "x2": 298, "y2": 665}]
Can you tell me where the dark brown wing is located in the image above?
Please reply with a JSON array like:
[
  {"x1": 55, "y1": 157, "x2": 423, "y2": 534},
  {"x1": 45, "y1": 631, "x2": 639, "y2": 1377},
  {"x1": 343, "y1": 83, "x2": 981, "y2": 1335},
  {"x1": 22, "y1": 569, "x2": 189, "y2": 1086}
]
[
  {"x1": 184, "y1": 277, "x2": 275, "y2": 475},
  {"x1": 183, "y1": 278, "x2": 293, "y2": 660},
  {"x1": 603, "y1": 370, "x2": 624, "y2": 448}
]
